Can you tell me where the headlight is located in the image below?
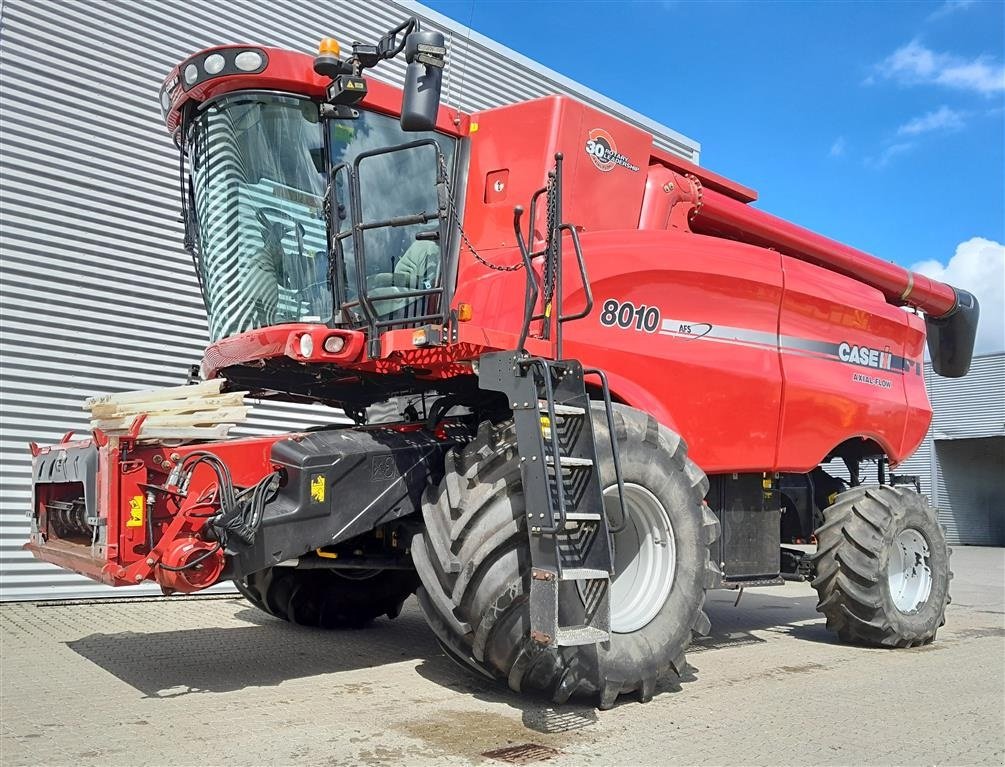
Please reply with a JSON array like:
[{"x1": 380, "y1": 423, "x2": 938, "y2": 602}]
[
  {"x1": 204, "y1": 53, "x2": 225, "y2": 74},
  {"x1": 234, "y1": 50, "x2": 264, "y2": 72},
  {"x1": 323, "y1": 335, "x2": 345, "y2": 353},
  {"x1": 183, "y1": 63, "x2": 199, "y2": 85},
  {"x1": 298, "y1": 334, "x2": 315, "y2": 358},
  {"x1": 160, "y1": 90, "x2": 171, "y2": 111}
]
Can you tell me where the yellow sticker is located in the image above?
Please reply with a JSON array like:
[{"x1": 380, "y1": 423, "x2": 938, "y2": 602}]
[
  {"x1": 126, "y1": 495, "x2": 144, "y2": 527},
  {"x1": 310, "y1": 474, "x2": 326, "y2": 503},
  {"x1": 828, "y1": 491, "x2": 838, "y2": 506}
]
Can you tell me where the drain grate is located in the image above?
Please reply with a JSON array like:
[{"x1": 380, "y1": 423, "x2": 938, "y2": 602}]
[
  {"x1": 523, "y1": 707, "x2": 598, "y2": 734},
  {"x1": 482, "y1": 743, "x2": 561, "y2": 764}
]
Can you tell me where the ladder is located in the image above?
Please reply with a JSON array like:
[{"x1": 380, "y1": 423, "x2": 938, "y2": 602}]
[
  {"x1": 479, "y1": 353, "x2": 624, "y2": 646},
  {"x1": 477, "y1": 152, "x2": 627, "y2": 647}
]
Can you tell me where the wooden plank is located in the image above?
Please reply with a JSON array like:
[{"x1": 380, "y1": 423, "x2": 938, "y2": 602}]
[
  {"x1": 126, "y1": 424, "x2": 235, "y2": 441},
  {"x1": 84, "y1": 379, "x2": 224, "y2": 409},
  {"x1": 91, "y1": 407, "x2": 249, "y2": 431},
  {"x1": 88, "y1": 392, "x2": 248, "y2": 419}
]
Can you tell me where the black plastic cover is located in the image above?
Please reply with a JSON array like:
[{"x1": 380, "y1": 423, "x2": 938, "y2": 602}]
[
  {"x1": 228, "y1": 426, "x2": 452, "y2": 578},
  {"x1": 926, "y1": 288, "x2": 980, "y2": 378}
]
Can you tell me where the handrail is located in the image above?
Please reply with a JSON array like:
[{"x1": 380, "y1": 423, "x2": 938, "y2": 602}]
[
  {"x1": 557, "y1": 223, "x2": 593, "y2": 323},
  {"x1": 582, "y1": 367, "x2": 627, "y2": 535},
  {"x1": 513, "y1": 205, "x2": 539, "y2": 355},
  {"x1": 513, "y1": 152, "x2": 595, "y2": 360}
]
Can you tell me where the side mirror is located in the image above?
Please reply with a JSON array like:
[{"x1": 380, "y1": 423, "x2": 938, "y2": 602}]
[{"x1": 400, "y1": 29, "x2": 446, "y2": 132}]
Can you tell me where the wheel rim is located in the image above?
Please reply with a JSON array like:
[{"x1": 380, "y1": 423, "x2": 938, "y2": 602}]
[
  {"x1": 887, "y1": 527, "x2": 933, "y2": 613},
  {"x1": 601, "y1": 483, "x2": 677, "y2": 633}
]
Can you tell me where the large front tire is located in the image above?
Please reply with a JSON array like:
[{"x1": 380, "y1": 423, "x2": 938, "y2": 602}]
[
  {"x1": 811, "y1": 485, "x2": 951, "y2": 647},
  {"x1": 235, "y1": 567, "x2": 419, "y2": 629},
  {"x1": 412, "y1": 405, "x2": 720, "y2": 708}
]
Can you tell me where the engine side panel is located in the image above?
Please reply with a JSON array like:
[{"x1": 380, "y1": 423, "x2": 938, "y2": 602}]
[
  {"x1": 776, "y1": 256, "x2": 924, "y2": 469},
  {"x1": 456, "y1": 227, "x2": 786, "y2": 472},
  {"x1": 900, "y1": 310, "x2": 933, "y2": 463},
  {"x1": 456, "y1": 226, "x2": 923, "y2": 473}
]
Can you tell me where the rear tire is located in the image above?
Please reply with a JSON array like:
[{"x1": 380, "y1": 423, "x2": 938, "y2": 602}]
[
  {"x1": 235, "y1": 567, "x2": 419, "y2": 629},
  {"x1": 811, "y1": 484, "x2": 951, "y2": 647},
  {"x1": 412, "y1": 405, "x2": 720, "y2": 708}
]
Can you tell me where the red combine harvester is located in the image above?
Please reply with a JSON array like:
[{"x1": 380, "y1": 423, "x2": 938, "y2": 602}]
[{"x1": 26, "y1": 18, "x2": 979, "y2": 708}]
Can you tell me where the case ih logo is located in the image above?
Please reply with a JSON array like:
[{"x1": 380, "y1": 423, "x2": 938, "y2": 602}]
[
  {"x1": 838, "y1": 342, "x2": 893, "y2": 371},
  {"x1": 585, "y1": 128, "x2": 639, "y2": 173}
]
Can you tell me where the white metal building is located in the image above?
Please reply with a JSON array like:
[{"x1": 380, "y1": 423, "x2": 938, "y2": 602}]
[
  {"x1": 897, "y1": 353, "x2": 1005, "y2": 547},
  {"x1": 0, "y1": 0, "x2": 700, "y2": 600}
]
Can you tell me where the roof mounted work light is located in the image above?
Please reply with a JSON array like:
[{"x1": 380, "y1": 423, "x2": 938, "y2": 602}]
[{"x1": 177, "y1": 47, "x2": 268, "y2": 93}]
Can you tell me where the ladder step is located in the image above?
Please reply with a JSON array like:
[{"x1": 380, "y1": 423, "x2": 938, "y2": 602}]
[
  {"x1": 538, "y1": 400, "x2": 586, "y2": 416},
  {"x1": 545, "y1": 455, "x2": 594, "y2": 468},
  {"x1": 564, "y1": 512, "x2": 602, "y2": 522},
  {"x1": 557, "y1": 625, "x2": 610, "y2": 646},
  {"x1": 560, "y1": 567, "x2": 610, "y2": 581}
]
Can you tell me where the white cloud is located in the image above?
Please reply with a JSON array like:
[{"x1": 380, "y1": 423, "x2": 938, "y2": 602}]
[
  {"x1": 865, "y1": 141, "x2": 916, "y2": 169},
  {"x1": 896, "y1": 105, "x2": 968, "y2": 136},
  {"x1": 829, "y1": 136, "x2": 847, "y2": 157},
  {"x1": 872, "y1": 39, "x2": 1005, "y2": 96},
  {"x1": 927, "y1": 0, "x2": 976, "y2": 22},
  {"x1": 912, "y1": 237, "x2": 1005, "y2": 354}
]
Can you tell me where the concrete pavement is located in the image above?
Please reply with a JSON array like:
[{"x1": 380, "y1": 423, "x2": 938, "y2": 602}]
[{"x1": 2, "y1": 547, "x2": 1002, "y2": 766}]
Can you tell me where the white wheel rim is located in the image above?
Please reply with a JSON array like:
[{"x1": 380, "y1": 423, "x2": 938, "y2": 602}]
[
  {"x1": 601, "y1": 483, "x2": 676, "y2": 633},
  {"x1": 887, "y1": 527, "x2": 933, "y2": 613}
]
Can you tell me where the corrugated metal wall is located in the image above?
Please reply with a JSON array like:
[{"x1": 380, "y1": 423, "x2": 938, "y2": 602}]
[
  {"x1": 898, "y1": 353, "x2": 1005, "y2": 544},
  {"x1": 0, "y1": 0, "x2": 699, "y2": 600}
]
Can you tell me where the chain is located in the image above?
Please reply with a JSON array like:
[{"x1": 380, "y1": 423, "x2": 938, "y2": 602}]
[
  {"x1": 542, "y1": 174, "x2": 558, "y2": 304},
  {"x1": 439, "y1": 155, "x2": 524, "y2": 272}
]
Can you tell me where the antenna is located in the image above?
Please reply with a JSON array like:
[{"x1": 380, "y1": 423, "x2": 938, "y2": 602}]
[{"x1": 447, "y1": 0, "x2": 476, "y2": 125}]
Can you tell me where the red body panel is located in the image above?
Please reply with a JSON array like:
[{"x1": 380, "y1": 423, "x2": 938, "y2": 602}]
[
  {"x1": 454, "y1": 228, "x2": 929, "y2": 472},
  {"x1": 775, "y1": 257, "x2": 912, "y2": 469},
  {"x1": 462, "y1": 97, "x2": 653, "y2": 255}
]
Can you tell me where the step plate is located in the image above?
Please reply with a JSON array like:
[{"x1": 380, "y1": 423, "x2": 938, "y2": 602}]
[{"x1": 557, "y1": 625, "x2": 610, "y2": 646}]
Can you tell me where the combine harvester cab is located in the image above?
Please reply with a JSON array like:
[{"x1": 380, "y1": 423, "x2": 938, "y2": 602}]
[{"x1": 25, "y1": 15, "x2": 978, "y2": 708}]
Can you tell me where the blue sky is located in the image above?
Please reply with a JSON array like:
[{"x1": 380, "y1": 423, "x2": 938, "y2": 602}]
[{"x1": 424, "y1": 0, "x2": 1005, "y2": 352}]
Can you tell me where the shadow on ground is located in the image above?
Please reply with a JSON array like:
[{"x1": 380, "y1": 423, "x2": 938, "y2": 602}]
[
  {"x1": 66, "y1": 587, "x2": 829, "y2": 711},
  {"x1": 65, "y1": 599, "x2": 437, "y2": 698},
  {"x1": 697, "y1": 588, "x2": 834, "y2": 649},
  {"x1": 410, "y1": 587, "x2": 830, "y2": 728}
]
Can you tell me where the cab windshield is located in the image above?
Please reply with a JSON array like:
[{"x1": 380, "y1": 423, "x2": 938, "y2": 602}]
[
  {"x1": 190, "y1": 93, "x2": 329, "y2": 341},
  {"x1": 189, "y1": 92, "x2": 457, "y2": 341}
]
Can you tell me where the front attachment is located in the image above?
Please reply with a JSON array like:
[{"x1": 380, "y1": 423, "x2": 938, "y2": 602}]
[{"x1": 26, "y1": 424, "x2": 455, "y2": 594}]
